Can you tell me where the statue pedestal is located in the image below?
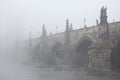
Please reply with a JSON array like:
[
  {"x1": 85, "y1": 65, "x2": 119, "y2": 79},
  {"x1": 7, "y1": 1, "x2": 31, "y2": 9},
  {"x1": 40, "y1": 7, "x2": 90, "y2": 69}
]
[{"x1": 88, "y1": 40, "x2": 113, "y2": 72}]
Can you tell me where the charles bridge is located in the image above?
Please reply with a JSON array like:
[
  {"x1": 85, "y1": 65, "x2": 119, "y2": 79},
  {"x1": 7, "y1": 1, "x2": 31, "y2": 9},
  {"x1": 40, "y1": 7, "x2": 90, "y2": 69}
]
[{"x1": 26, "y1": 7, "x2": 120, "y2": 72}]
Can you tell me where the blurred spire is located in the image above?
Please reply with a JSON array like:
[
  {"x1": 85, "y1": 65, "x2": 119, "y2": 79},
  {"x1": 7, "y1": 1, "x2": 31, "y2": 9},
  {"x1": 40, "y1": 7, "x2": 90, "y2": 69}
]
[
  {"x1": 84, "y1": 18, "x2": 87, "y2": 28},
  {"x1": 42, "y1": 24, "x2": 47, "y2": 37},
  {"x1": 66, "y1": 19, "x2": 69, "y2": 31}
]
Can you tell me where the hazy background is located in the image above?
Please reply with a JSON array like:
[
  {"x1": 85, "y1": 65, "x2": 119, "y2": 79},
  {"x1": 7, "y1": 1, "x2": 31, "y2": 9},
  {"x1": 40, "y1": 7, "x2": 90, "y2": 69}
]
[
  {"x1": 0, "y1": 1, "x2": 120, "y2": 79},
  {"x1": 0, "y1": 0, "x2": 120, "y2": 40}
]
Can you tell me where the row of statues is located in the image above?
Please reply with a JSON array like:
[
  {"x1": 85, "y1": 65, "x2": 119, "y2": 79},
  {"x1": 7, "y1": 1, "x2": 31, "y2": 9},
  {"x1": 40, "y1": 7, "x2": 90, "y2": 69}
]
[{"x1": 30, "y1": 6, "x2": 109, "y2": 45}]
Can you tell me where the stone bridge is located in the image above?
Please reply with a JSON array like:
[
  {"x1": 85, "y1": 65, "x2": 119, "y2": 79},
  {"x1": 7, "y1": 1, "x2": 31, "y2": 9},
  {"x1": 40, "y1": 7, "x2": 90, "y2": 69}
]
[
  {"x1": 46, "y1": 21, "x2": 120, "y2": 51},
  {"x1": 28, "y1": 7, "x2": 120, "y2": 72}
]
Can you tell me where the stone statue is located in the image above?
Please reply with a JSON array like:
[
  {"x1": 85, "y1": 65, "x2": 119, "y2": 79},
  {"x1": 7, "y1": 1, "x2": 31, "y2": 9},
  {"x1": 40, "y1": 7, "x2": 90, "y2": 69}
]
[
  {"x1": 99, "y1": 6, "x2": 109, "y2": 41},
  {"x1": 100, "y1": 6, "x2": 108, "y2": 25},
  {"x1": 69, "y1": 23, "x2": 73, "y2": 31},
  {"x1": 96, "y1": 19, "x2": 99, "y2": 25},
  {"x1": 65, "y1": 19, "x2": 71, "y2": 45},
  {"x1": 66, "y1": 19, "x2": 69, "y2": 31}
]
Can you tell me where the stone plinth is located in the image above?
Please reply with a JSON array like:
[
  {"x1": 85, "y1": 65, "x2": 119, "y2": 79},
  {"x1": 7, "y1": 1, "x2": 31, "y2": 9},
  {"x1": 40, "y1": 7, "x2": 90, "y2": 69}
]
[{"x1": 88, "y1": 40, "x2": 113, "y2": 71}]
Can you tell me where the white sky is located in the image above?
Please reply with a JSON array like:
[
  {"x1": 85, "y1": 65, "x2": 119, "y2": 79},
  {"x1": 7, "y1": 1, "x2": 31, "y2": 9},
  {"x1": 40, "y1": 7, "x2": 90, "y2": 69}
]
[{"x1": 0, "y1": 0, "x2": 120, "y2": 40}]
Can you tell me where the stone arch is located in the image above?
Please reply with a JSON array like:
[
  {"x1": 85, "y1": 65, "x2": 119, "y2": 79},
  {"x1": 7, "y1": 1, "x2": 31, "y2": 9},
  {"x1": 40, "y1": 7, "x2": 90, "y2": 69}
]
[
  {"x1": 51, "y1": 41, "x2": 62, "y2": 53},
  {"x1": 75, "y1": 36, "x2": 94, "y2": 50},
  {"x1": 74, "y1": 36, "x2": 93, "y2": 68},
  {"x1": 46, "y1": 41, "x2": 62, "y2": 66}
]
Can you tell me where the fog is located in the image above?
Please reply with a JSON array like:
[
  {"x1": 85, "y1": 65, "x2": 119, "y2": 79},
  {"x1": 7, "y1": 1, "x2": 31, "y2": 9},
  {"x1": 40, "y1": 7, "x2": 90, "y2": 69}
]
[
  {"x1": 0, "y1": 0, "x2": 120, "y2": 80},
  {"x1": 0, "y1": 0, "x2": 120, "y2": 38}
]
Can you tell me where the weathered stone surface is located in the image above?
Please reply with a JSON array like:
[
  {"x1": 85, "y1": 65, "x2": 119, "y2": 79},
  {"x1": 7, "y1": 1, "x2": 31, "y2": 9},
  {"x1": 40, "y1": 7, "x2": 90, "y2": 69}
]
[{"x1": 88, "y1": 40, "x2": 113, "y2": 71}]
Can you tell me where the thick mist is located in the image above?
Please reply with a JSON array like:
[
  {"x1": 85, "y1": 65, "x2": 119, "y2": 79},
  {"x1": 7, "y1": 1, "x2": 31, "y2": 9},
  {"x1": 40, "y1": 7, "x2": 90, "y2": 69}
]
[{"x1": 0, "y1": 0, "x2": 120, "y2": 80}]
